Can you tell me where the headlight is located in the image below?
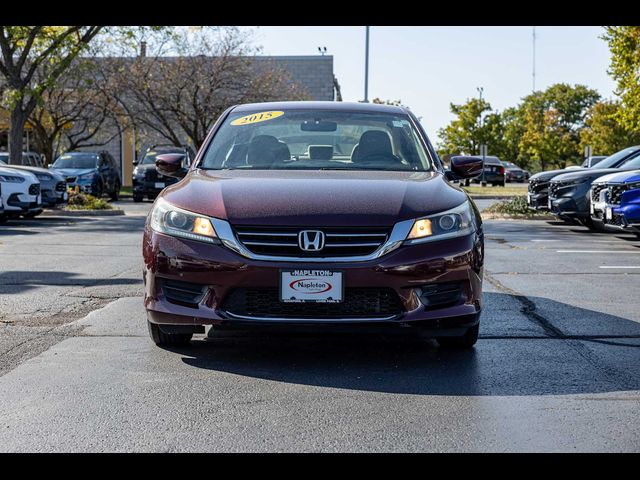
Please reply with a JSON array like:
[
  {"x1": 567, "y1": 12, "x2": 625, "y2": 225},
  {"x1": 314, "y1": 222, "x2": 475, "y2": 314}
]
[
  {"x1": 35, "y1": 173, "x2": 52, "y2": 181},
  {"x1": 405, "y1": 202, "x2": 475, "y2": 244},
  {"x1": 626, "y1": 182, "x2": 640, "y2": 190},
  {"x1": 0, "y1": 174, "x2": 25, "y2": 183},
  {"x1": 565, "y1": 177, "x2": 591, "y2": 185},
  {"x1": 150, "y1": 198, "x2": 219, "y2": 244},
  {"x1": 77, "y1": 173, "x2": 95, "y2": 181},
  {"x1": 133, "y1": 167, "x2": 144, "y2": 178}
]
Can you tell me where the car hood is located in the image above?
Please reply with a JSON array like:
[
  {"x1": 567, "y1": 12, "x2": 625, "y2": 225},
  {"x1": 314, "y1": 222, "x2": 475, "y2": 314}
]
[
  {"x1": 552, "y1": 168, "x2": 625, "y2": 183},
  {"x1": 529, "y1": 168, "x2": 580, "y2": 182},
  {"x1": 600, "y1": 169, "x2": 640, "y2": 185},
  {"x1": 4, "y1": 165, "x2": 64, "y2": 181},
  {"x1": 52, "y1": 168, "x2": 95, "y2": 177},
  {"x1": 0, "y1": 166, "x2": 38, "y2": 182},
  {"x1": 160, "y1": 169, "x2": 469, "y2": 227}
]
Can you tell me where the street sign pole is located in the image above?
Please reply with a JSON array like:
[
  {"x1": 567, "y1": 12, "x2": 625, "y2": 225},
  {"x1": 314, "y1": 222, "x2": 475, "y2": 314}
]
[{"x1": 480, "y1": 144, "x2": 487, "y2": 187}]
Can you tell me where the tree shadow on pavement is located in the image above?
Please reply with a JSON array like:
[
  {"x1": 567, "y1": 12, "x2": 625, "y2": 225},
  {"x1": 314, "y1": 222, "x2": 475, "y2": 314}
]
[
  {"x1": 171, "y1": 292, "x2": 640, "y2": 397},
  {"x1": 0, "y1": 271, "x2": 141, "y2": 294}
]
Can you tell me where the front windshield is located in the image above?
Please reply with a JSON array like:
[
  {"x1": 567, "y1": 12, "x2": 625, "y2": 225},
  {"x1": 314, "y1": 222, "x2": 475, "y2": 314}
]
[
  {"x1": 0, "y1": 153, "x2": 7, "y2": 165},
  {"x1": 53, "y1": 154, "x2": 98, "y2": 169},
  {"x1": 619, "y1": 155, "x2": 640, "y2": 170},
  {"x1": 199, "y1": 109, "x2": 433, "y2": 172},
  {"x1": 595, "y1": 147, "x2": 640, "y2": 169}
]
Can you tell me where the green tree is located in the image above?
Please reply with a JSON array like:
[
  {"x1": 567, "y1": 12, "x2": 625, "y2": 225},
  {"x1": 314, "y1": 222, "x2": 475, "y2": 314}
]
[
  {"x1": 519, "y1": 84, "x2": 600, "y2": 170},
  {"x1": 580, "y1": 100, "x2": 640, "y2": 156},
  {"x1": 437, "y1": 98, "x2": 498, "y2": 156},
  {"x1": 0, "y1": 26, "x2": 103, "y2": 164},
  {"x1": 602, "y1": 26, "x2": 640, "y2": 132}
]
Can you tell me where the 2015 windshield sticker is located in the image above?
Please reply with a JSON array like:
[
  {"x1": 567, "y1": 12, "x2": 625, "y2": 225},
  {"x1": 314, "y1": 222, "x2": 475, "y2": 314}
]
[{"x1": 230, "y1": 111, "x2": 284, "y2": 126}]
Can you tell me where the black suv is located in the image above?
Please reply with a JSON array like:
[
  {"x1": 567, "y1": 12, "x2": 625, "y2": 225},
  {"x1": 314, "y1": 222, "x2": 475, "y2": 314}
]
[
  {"x1": 132, "y1": 145, "x2": 193, "y2": 202},
  {"x1": 470, "y1": 155, "x2": 506, "y2": 186}
]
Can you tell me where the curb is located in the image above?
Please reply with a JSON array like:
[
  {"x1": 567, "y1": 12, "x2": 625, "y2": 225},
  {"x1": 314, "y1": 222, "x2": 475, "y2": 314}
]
[
  {"x1": 40, "y1": 209, "x2": 125, "y2": 217},
  {"x1": 481, "y1": 212, "x2": 555, "y2": 221},
  {"x1": 470, "y1": 195, "x2": 521, "y2": 200}
]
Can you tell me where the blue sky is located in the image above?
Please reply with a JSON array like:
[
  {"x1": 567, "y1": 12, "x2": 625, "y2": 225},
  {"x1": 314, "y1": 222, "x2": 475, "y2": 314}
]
[{"x1": 247, "y1": 26, "x2": 616, "y2": 144}]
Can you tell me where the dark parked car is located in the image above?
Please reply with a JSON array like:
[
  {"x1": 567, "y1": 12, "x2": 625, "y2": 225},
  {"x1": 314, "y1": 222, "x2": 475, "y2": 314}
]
[
  {"x1": 470, "y1": 155, "x2": 505, "y2": 186},
  {"x1": 143, "y1": 101, "x2": 485, "y2": 348},
  {"x1": 547, "y1": 151, "x2": 640, "y2": 229},
  {"x1": 502, "y1": 161, "x2": 528, "y2": 183},
  {"x1": 50, "y1": 151, "x2": 121, "y2": 200},
  {"x1": 528, "y1": 146, "x2": 640, "y2": 211},
  {"x1": 132, "y1": 145, "x2": 193, "y2": 202}
]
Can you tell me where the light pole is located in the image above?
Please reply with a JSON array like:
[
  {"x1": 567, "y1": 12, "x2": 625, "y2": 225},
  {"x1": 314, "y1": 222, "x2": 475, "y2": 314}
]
[
  {"x1": 364, "y1": 26, "x2": 370, "y2": 103},
  {"x1": 477, "y1": 87, "x2": 487, "y2": 186}
]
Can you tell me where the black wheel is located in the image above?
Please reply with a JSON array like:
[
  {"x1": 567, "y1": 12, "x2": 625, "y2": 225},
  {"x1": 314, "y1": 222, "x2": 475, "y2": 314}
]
[
  {"x1": 110, "y1": 181, "x2": 120, "y2": 201},
  {"x1": 22, "y1": 212, "x2": 38, "y2": 219},
  {"x1": 93, "y1": 182, "x2": 103, "y2": 198},
  {"x1": 133, "y1": 194, "x2": 143, "y2": 203},
  {"x1": 436, "y1": 323, "x2": 479, "y2": 349},
  {"x1": 0, "y1": 215, "x2": 7, "y2": 224},
  {"x1": 147, "y1": 321, "x2": 192, "y2": 346}
]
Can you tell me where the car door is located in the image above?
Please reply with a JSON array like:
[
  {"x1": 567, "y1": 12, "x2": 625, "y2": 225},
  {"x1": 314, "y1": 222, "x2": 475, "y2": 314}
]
[{"x1": 108, "y1": 153, "x2": 120, "y2": 188}]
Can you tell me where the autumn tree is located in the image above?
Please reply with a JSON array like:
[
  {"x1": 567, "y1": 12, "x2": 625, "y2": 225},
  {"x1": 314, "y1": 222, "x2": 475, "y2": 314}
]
[
  {"x1": 0, "y1": 26, "x2": 103, "y2": 164},
  {"x1": 602, "y1": 26, "x2": 640, "y2": 132},
  {"x1": 579, "y1": 100, "x2": 640, "y2": 156},
  {"x1": 105, "y1": 27, "x2": 310, "y2": 150}
]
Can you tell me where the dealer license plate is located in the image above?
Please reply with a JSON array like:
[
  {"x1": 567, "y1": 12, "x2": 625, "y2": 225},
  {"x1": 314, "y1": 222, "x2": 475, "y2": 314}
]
[{"x1": 280, "y1": 270, "x2": 343, "y2": 303}]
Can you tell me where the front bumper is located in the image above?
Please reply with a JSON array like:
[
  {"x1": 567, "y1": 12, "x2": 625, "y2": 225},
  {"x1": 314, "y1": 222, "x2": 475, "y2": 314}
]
[
  {"x1": 143, "y1": 227, "x2": 484, "y2": 334},
  {"x1": 133, "y1": 177, "x2": 175, "y2": 198},
  {"x1": 5, "y1": 193, "x2": 42, "y2": 214},
  {"x1": 527, "y1": 191, "x2": 549, "y2": 211}
]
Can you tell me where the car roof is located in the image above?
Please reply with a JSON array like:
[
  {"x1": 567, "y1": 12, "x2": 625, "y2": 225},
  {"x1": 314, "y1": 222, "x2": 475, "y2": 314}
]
[{"x1": 231, "y1": 101, "x2": 408, "y2": 115}]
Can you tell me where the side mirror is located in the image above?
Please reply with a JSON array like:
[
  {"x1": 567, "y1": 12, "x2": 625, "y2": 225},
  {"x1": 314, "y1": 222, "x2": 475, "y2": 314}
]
[
  {"x1": 444, "y1": 169, "x2": 458, "y2": 181},
  {"x1": 156, "y1": 153, "x2": 188, "y2": 179},
  {"x1": 450, "y1": 156, "x2": 484, "y2": 179}
]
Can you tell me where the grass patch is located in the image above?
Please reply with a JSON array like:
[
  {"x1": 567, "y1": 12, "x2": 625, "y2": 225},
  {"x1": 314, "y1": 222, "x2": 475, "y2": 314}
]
[
  {"x1": 462, "y1": 185, "x2": 526, "y2": 197},
  {"x1": 66, "y1": 192, "x2": 113, "y2": 210},
  {"x1": 119, "y1": 186, "x2": 133, "y2": 196},
  {"x1": 484, "y1": 196, "x2": 535, "y2": 217}
]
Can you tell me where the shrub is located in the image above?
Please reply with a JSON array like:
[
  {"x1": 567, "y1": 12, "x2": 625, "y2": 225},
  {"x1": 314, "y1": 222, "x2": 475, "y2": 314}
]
[
  {"x1": 484, "y1": 196, "x2": 534, "y2": 216},
  {"x1": 66, "y1": 191, "x2": 112, "y2": 210}
]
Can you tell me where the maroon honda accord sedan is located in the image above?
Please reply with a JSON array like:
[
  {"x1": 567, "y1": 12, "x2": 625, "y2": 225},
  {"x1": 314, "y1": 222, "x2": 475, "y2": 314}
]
[{"x1": 143, "y1": 101, "x2": 485, "y2": 348}]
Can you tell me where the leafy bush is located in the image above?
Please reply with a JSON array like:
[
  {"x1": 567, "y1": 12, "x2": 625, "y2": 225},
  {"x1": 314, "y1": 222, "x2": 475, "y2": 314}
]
[
  {"x1": 66, "y1": 191, "x2": 112, "y2": 210},
  {"x1": 484, "y1": 196, "x2": 534, "y2": 216}
]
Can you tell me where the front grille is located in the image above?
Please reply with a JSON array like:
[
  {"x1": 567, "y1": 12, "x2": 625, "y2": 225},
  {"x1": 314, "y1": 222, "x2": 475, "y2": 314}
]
[
  {"x1": 144, "y1": 170, "x2": 157, "y2": 181},
  {"x1": 65, "y1": 176, "x2": 76, "y2": 183},
  {"x1": 234, "y1": 226, "x2": 390, "y2": 258},
  {"x1": 548, "y1": 181, "x2": 573, "y2": 199},
  {"x1": 222, "y1": 287, "x2": 403, "y2": 319},
  {"x1": 55, "y1": 181, "x2": 66, "y2": 192},
  {"x1": 161, "y1": 279, "x2": 207, "y2": 307},
  {"x1": 28, "y1": 184, "x2": 40, "y2": 195},
  {"x1": 591, "y1": 184, "x2": 606, "y2": 202},
  {"x1": 608, "y1": 184, "x2": 629, "y2": 205},
  {"x1": 528, "y1": 179, "x2": 548, "y2": 193}
]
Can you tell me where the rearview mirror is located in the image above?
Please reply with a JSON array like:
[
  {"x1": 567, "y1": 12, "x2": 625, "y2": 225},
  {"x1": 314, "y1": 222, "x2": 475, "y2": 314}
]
[
  {"x1": 449, "y1": 156, "x2": 484, "y2": 179},
  {"x1": 300, "y1": 120, "x2": 337, "y2": 132},
  {"x1": 156, "y1": 153, "x2": 188, "y2": 179}
]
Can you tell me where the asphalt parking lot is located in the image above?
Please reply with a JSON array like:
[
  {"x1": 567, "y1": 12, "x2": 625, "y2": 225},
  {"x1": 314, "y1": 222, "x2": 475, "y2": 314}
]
[{"x1": 0, "y1": 198, "x2": 638, "y2": 452}]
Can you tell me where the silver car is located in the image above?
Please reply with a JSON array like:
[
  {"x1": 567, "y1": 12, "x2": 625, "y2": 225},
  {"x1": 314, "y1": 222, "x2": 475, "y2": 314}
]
[{"x1": 0, "y1": 153, "x2": 67, "y2": 209}]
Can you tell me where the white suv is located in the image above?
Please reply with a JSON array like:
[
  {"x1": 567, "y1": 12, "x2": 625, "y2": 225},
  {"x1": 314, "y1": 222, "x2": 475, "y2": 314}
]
[{"x1": 0, "y1": 166, "x2": 42, "y2": 221}]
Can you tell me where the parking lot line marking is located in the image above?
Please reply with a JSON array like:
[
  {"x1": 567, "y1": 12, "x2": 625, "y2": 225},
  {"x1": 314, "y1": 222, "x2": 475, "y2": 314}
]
[
  {"x1": 557, "y1": 250, "x2": 640, "y2": 254},
  {"x1": 599, "y1": 266, "x2": 640, "y2": 269}
]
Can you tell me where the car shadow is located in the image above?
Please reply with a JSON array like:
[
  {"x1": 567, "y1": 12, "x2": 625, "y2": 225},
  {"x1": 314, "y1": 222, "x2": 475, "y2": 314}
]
[{"x1": 166, "y1": 292, "x2": 640, "y2": 397}]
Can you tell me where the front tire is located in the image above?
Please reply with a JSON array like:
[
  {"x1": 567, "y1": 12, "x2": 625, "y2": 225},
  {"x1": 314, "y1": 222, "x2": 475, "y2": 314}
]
[
  {"x1": 147, "y1": 321, "x2": 192, "y2": 346},
  {"x1": 436, "y1": 323, "x2": 479, "y2": 349},
  {"x1": 110, "y1": 181, "x2": 120, "y2": 201}
]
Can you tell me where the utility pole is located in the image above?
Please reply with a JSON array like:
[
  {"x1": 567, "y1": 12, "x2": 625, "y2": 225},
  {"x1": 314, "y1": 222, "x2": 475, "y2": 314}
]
[
  {"x1": 364, "y1": 26, "x2": 370, "y2": 103},
  {"x1": 532, "y1": 26, "x2": 536, "y2": 92}
]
